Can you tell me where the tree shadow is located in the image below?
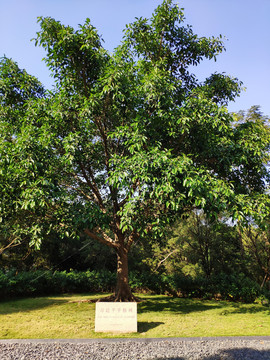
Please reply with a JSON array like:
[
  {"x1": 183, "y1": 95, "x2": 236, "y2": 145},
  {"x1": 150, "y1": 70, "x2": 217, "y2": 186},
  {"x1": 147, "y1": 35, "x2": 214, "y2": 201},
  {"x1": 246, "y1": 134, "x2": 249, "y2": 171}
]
[
  {"x1": 138, "y1": 296, "x2": 222, "y2": 315},
  {"x1": 154, "y1": 358, "x2": 185, "y2": 360},
  {"x1": 204, "y1": 347, "x2": 270, "y2": 360},
  {"x1": 138, "y1": 321, "x2": 164, "y2": 333},
  {"x1": 227, "y1": 303, "x2": 270, "y2": 315},
  {"x1": 138, "y1": 296, "x2": 270, "y2": 317},
  {"x1": 151, "y1": 347, "x2": 270, "y2": 360},
  {"x1": 0, "y1": 297, "x2": 71, "y2": 315}
]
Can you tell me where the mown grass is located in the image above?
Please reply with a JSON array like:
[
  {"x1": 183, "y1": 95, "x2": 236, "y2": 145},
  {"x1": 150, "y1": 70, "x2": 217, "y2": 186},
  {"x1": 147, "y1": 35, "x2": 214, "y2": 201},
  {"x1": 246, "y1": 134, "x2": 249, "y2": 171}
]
[{"x1": 0, "y1": 294, "x2": 270, "y2": 339}]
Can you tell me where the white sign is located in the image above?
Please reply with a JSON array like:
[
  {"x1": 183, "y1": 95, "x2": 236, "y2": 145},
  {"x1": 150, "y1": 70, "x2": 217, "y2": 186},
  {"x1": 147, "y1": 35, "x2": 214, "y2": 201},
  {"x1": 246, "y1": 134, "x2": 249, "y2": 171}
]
[{"x1": 95, "y1": 302, "x2": 137, "y2": 333}]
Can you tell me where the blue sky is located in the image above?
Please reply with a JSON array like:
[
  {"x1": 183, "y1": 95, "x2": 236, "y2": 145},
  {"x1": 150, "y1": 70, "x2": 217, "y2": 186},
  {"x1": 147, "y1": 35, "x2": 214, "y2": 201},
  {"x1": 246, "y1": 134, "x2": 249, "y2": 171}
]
[{"x1": 1, "y1": 0, "x2": 269, "y2": 115}]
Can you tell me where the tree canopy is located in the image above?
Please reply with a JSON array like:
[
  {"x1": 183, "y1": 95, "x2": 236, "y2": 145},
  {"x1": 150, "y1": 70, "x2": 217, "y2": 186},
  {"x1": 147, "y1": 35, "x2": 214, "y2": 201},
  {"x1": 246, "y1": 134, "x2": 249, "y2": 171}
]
[{"x1": 1, "y1": 0, "x2": 270, "y2": 300}]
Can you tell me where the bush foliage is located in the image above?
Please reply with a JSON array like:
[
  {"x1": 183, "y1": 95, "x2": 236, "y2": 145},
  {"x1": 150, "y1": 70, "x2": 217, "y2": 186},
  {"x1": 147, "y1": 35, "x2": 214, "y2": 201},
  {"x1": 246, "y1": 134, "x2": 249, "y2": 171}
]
[
  {"x1": 0, "y1": 269, "x2": 115, "y2": 298},
  {"x1": 0, "y1": 269, "x2": 267, "y2": 303}
]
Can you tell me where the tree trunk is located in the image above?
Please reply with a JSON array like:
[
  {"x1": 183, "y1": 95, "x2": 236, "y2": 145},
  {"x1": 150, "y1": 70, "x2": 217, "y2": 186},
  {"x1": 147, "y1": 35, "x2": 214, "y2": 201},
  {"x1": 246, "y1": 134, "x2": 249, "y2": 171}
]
[{"x1": 114, "y1": 246, "x2": 136, "y2": 302}]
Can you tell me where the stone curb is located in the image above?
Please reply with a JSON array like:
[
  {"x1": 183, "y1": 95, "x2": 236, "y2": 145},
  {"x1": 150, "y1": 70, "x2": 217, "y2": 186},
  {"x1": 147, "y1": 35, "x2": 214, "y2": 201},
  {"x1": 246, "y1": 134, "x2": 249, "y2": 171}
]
[{"x1": 1, "y1": 336, "x2": 270, "y2": 344}]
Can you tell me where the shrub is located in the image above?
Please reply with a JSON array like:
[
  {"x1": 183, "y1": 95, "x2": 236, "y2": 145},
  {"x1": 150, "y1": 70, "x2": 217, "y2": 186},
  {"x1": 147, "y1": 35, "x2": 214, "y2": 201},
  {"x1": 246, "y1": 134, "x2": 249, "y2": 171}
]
[
  {"x1": 212, "y1": 273, "x2": 261, "y2": 302},
  {"x1": 0, "y1": 269, "x2": 263, "y2": 303},
  {"x1": 0, "y1": 269, "x2": 116, "y2": 299}
]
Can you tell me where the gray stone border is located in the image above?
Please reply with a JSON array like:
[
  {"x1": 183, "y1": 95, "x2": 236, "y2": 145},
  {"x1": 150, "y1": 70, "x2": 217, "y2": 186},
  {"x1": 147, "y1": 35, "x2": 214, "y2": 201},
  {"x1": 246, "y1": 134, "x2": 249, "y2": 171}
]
[{"x1": 1, "y1": 336, "x2": 270, "y2": 344}]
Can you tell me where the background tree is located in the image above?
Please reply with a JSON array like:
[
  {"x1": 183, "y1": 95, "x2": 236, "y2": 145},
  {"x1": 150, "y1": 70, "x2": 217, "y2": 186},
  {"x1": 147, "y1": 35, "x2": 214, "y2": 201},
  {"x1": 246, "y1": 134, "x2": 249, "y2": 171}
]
[
  {"x1": 1, "y1": 1, "x2": 270, "y2": 301},
  {"x1": 240, "y1": 226, "x2": 270, "y2": 290},
  {"x1": 167, "y1": 212, "x2": 244, "y2": 278}
]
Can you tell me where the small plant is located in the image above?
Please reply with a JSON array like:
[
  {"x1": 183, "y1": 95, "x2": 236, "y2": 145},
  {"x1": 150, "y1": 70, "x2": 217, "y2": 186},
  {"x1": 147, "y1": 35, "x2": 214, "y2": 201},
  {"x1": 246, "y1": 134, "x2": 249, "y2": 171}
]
[{"x1": 255, "y1": 294, "x2": 270, "y2": 306}]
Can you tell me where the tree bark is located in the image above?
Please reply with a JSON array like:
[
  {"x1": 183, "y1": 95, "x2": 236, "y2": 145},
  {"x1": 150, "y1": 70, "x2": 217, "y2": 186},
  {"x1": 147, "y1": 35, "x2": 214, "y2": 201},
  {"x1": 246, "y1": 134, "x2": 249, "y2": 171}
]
[
  {"x1": 85, "y1": 228, "x2": 137, "y2": 302},
  {"x1": 114, "y1": 246, "x2": 136, "y2": 302}
]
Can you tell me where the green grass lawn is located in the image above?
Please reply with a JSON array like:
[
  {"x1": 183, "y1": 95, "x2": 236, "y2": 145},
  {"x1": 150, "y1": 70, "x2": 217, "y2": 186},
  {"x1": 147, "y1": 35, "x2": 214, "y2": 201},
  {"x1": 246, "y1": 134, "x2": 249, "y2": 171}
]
[{"x1": 0, "y1": 294, "x2": 269, "y2": 339}]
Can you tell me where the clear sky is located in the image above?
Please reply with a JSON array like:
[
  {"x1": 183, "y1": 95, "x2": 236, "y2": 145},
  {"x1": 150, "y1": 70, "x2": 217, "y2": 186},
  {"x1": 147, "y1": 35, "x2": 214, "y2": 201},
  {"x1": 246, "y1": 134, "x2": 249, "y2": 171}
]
[{"x1": 1, "y1": 0, "x2": 269, "y2": 115}]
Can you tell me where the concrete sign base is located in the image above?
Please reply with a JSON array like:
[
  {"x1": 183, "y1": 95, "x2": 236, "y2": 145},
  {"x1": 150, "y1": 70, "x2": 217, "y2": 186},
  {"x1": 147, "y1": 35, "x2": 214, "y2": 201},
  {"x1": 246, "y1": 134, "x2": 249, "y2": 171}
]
[{"x1": 95, "y1": 302, "x2": 137, "y2": 333}]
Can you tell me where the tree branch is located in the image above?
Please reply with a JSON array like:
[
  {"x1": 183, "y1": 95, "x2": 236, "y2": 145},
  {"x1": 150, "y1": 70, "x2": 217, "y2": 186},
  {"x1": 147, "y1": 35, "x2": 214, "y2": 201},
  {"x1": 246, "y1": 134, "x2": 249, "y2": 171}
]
[
  {"x1": 61, "y1": 182, "x2": 95, "y2": 201},
  {"x1": 126, "y1": 230, "x2": 139, "y2": 252},
  {"x1": 76, "y1": 162, "x2": 107, "y2": 213},
  {"x1": 154, "y1": 249, "x2": 179, "y2": 272},
  {"x1": 84, "y1": 227, "x2": 118, "y2": 249},
  {"x1": 0, "y1": 236, "x2": 22, "y2": 255}
]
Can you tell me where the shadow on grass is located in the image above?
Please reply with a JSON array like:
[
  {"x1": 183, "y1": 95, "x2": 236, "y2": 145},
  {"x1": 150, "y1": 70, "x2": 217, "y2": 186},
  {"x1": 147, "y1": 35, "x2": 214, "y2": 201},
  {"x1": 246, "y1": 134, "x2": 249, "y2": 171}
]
[
  {"x1": 138, "y1": 296, "x2": 270, "y2": 316},
  {"x1": 138, "y1": 321, "x2": 164, "y2": 333},
  {"x1": 0, "y1": 297, "x2": 72, "y2": 315},
  {"x1": 138, "y1": 296, "x2": 222, "y2": 315},
  {"x1": 2, "y1": 294, "x2": 269, "y2": 317},
  {"x1": 227, "y1": 303, "x2": 270, "y2": 315}
]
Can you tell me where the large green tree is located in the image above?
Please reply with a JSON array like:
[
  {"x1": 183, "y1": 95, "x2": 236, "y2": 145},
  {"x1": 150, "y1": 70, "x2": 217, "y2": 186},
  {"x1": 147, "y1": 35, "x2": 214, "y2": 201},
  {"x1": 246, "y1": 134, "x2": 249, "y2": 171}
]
[{"x1": 1, "y1": 1, "x2": 270, "y2": 300}]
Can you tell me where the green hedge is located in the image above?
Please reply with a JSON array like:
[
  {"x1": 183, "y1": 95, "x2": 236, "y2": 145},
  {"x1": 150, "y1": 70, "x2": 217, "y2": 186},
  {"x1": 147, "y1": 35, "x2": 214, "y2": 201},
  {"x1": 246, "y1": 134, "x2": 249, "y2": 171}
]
[
  {"x1": 129, "y1": 271, "x2": 265, "y2": 302},
  {"x1": 0, "y1": 269, "x2": 116, "y2": 298},
  {"x1": 0, "y1": 269, "x2": 267, "y2": 303}
]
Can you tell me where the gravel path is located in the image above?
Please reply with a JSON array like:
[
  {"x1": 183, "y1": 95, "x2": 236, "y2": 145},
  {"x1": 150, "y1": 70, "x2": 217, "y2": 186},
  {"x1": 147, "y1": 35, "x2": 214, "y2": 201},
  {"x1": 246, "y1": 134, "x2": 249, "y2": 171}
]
[{"x1": 1, "y1": 338, "x2": 270, "y2": 360}]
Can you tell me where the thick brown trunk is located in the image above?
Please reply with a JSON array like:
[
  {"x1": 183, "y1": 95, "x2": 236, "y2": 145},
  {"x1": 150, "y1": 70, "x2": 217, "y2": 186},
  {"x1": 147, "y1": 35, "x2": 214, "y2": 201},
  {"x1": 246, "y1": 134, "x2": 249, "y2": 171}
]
[{"x1": 114, "y1": 247, "x2": 136, "y2": 302}]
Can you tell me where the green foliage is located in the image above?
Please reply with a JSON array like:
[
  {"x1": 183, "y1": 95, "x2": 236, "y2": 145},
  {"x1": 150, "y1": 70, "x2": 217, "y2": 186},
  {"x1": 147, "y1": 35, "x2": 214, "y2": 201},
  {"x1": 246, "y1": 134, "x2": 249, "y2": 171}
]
[
  {"x1": 0, "y1": 269, "x2": 116, "y2": 298},
  {"x1": 0, "y1": 56, "x2": 44, "y2": 108},
  {"x1": 129, "y1": 271, "x2": 263, "y2": 303},
  {"x1": 35, "y1": 16, "x2": 107, "y2": 90},
  {"x1": 133, "y1": 211, "x2": 246, "y2": 280},
  {"x1": 1, "y1": 1, "x2": 270, "y2": 299},
  {"x1": 1, "y1": 269, "x2": 266, "y2": 303},
  {"x1": 211, "y1": 273, "x2": 262, "y2": 303},
  {"x1": 240, "y1": 225, "x2": 270, "y2": 288},
  {"x1": 171, "y1": 212, "x2": 245, "y2": 277},
  {"x1": 204, "y1": 73, "x2": 243, "y2": 106}
]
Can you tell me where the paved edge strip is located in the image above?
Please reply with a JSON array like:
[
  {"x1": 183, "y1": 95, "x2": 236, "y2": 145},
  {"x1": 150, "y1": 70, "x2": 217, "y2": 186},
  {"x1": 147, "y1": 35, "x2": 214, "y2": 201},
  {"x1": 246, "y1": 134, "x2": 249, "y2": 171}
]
[{"x1": 1, "y1": 337, "x2": 270, "y2": 344}]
